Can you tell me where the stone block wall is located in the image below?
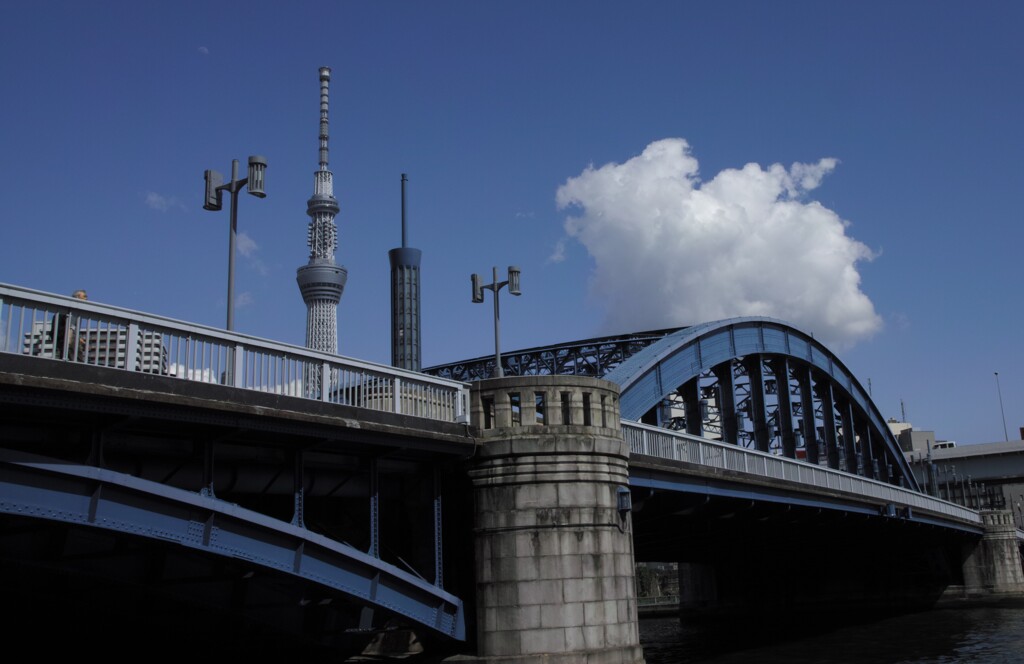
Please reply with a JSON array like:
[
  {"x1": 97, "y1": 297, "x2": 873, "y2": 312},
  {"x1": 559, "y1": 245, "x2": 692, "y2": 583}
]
[
  {"x1": 962, "y1": 509, "x2": 1024, "y2": 596},
  {"x1": 464, "y1": 376, "x2": 645, "y2": 664}
]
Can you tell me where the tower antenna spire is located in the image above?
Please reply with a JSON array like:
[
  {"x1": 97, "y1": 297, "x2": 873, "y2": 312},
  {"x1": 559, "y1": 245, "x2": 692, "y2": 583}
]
[
  {"x1": 318, "y1": 66, "x2": 330, "y2": 171},
  {"x1": 297, "y1": 67, "x2": 347, "y2": 369}
]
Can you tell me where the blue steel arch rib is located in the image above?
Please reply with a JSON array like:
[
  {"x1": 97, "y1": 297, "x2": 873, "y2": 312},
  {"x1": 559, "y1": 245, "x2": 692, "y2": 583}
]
[
  {"x1": 605, "y1": 317, "x2": 920, "y2": 491},
  {"x1": 0, "y1": 448, "x2": 465, "y2": 641}
]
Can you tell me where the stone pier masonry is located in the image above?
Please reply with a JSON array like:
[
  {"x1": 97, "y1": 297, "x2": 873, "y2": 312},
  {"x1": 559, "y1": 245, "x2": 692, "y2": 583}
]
[
  {"x1": 961, "y1": 510, "x2": 1024, "y2": 597},
  {"x1": 462, "y1": 376, "x2": 645, "y2": 664}
]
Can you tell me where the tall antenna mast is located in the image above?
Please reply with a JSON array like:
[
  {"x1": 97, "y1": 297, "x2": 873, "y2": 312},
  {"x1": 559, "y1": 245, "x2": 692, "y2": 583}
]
[
  {"x1": 401, "y1": 173, "x2": 408, "y2": 248},
  {"x1": 297, "y1": 67, "x2": 347, "y2": 360},
  {"x1": 389, "y1": 173, "x2": 422, "y2": 371}
]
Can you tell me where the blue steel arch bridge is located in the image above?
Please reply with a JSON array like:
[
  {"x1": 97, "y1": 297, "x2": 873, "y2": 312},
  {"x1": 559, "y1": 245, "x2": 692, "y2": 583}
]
[
  {"x1": 433, "y1": 322, "x2": 995, "y2": 620},
  {"x1": 0, "y1": 284, "x2": 1002, "y2": 656},
  {"x1": 426, "y1": 319, "x2": 918, "y2": 492}
]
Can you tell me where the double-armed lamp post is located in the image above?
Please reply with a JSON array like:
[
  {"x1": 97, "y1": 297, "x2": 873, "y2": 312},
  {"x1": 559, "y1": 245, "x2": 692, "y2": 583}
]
[
  {"x1": 203, "y1": 156, "x2": 267, "y2": 331},
  {"x1": 472, "y1": 266, "x2": 521, "y2": 378}
]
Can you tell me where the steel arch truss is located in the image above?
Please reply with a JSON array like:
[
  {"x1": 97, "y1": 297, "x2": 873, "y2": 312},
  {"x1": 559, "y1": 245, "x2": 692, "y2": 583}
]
[
  {"x1": 606, "y1": 318, "x2": 919, "y2": 491},
  {"x1": 423, "y1": 329, "x2": 679, "y2": 381},
  {"x1": 0, "y1": 448, "x2": 465, "y2": 641}
]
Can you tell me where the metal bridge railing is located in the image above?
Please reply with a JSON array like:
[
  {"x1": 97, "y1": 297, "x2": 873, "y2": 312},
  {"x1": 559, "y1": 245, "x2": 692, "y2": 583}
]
[
  {"x1": 0, "y1": 284, "x2": 469, "y2": 424},
  {"x1": 622, "y1": 421, "x2": 982, "y2": 525}
]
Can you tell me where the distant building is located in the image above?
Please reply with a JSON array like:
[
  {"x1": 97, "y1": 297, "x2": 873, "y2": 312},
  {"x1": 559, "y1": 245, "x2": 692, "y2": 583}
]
[
  {"x1": 886, "y1": 419, "x2": 955, "y2": 454},
  {"x1": 914, "y1": 439, "x2": 1024, "y2": 517},
  {"x1": 23, "y1": 320, "x2": 168, "y2": 374},
  {"x1": 886, "y1": 417, "x2": 912, "y2": 439}
]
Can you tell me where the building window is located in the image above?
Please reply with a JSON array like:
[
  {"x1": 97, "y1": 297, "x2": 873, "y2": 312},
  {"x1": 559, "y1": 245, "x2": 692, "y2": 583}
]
[
  {"x1": 582, "y1": 392, "x2": 592, "y2": 426},
  {"x1": 561, "y1": 392, "x2": 572, "y2": 425},
  {"x1": 535, "y1": 392, "x2": 546, "y2": 425}
]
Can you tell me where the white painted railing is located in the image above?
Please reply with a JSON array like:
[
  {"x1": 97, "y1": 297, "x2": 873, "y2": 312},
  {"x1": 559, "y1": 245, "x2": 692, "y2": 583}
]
[
  {"x1": 0, "y1": 284, "x2": 469, "y2": 424},
  {"x1": 622, "y1": 421, "x2": 982, "y2": 525}
]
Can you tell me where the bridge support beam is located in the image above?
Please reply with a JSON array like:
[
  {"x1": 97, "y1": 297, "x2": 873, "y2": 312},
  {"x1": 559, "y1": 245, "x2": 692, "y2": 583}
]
[
  {"x1": 680, "y1": 380, "x2": 702, "y2": 437},
  {"x1": 743, "y1": 357, "x2": 769, "y2": 453},
  {"x1": 464, "y1": 376, "x2": 645, "y2": 664},
  {"x1": 815, "y1": 378, "x2": 840, "y2": 470},
  {"x1": 712, "y1": 362, "x2": 738, "y2": 445},
  {"x1": 860, "y1": 421, "x2": 877, "y2": 479},
  {"x1": 840, "y1": 400, "x2": 858, "y2": 475},
  {"x1": 770, "y1": 357, "x2": 796, "y2": 459},
  {"x1": 796, "y1": 367, "x2": 819, "y2": 464},
  {"x1": 960, "y1": 510, "x2": 1024, "y2": 597}
]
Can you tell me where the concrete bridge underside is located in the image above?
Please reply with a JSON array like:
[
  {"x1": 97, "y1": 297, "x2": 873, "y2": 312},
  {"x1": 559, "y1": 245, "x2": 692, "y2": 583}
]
[
  {"x1": 0, "y1": 354, "x2": 473, "y2": 654},
  {"x1": 629, "y1": 453, "x2": 979, "y2": 621}
]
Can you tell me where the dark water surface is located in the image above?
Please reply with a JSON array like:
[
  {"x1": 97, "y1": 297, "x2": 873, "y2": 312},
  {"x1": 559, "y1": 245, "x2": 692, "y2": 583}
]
[{"x1": 640, "y1": 601, "x2": 1024, "y2": 663}]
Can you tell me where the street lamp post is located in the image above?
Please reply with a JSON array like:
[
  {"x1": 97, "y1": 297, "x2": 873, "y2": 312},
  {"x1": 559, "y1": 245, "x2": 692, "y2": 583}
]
[
  {"x1": 203, "y1": 156, "x2": 267, "y2": 330},
  {"x1": 471, "y1": 266, "x2": 521, "y2": 378}
]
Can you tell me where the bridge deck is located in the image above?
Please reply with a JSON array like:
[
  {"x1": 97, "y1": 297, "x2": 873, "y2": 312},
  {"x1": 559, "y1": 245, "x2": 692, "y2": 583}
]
[{"x1": 624, "y1": 422, "x2": 983, "y2": 534}]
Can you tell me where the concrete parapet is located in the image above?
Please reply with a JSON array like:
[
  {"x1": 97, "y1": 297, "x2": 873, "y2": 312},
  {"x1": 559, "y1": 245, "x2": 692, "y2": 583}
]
[
  {"x1": 961, "y1": 510, "x2": 1024, "y2": 597},
  {"x1": 461, "y1": 376, "x2": 645, "y2": 664},
  {"x1": 470, "y1": 375, "x2": 620, "y2": 432}
]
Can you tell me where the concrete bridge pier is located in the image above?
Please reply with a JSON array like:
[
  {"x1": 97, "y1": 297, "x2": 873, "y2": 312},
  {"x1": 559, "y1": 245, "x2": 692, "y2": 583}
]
[
  {"x1": 459, "y1": 376, "x2": 645, "y2": 664},
  {"x1": 961, "y1": 510, "x2": 1024, "y2": 596}
]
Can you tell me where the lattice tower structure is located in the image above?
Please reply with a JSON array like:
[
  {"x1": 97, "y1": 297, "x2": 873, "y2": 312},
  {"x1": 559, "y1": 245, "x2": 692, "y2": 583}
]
[{"x1": 296, "y1": 66, "x2": 347, "y2": 355}]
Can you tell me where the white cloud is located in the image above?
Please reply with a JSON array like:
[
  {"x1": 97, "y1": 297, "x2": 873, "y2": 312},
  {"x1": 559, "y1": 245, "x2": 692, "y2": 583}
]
[
  {"x1": 236, "y1": 231, "x2": 258, "y2": 257},
  {"x1": 145, "y1": 191, "x2": 186, "y2": 212},
  {"x1": 556, "y1": 138, "x2": 882, "y2": 348},
  {"x1": 198, "y1": 46, "x2": 209, "y2": 55},
  {"x1": 890, "y1": 312, "x2": 911, "y2": 331},
  {"x1": 170, "y1": 362, "x2": 308, "y2": 396},
  {"x1": 236, "y1": 232, "x2": 268, "y2": 275},
  {"x1": 548, "y1": 238, "x2": 567, "y2": 264},
  {"x1": 170, "y1": 364, "x2": 219, "y2": 382},
  {"x1": 236, "y1": 291, "x2": 254, "y2": 308}
]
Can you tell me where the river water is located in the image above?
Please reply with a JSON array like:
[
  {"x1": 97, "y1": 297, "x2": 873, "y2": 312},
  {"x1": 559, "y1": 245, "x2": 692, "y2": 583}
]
[{"x1": 639, "y1": 601, "x2": 1024, "y2": 663}]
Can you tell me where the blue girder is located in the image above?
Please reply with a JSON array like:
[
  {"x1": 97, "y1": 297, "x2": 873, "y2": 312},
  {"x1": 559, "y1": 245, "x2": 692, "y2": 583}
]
[
  {"x1": 0, "y1": 447, "x2": 465, "y2": 641},
  {"x1": 605, "y1": 317, "x2": 920, "y2": 491},
  {"x1": 628, "y1": 469, "x2": 984, "y2": 536}
]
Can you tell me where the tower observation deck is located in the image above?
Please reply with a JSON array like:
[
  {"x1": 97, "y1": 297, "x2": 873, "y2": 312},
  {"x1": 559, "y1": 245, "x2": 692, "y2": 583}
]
[{"x1": 296, "y1": 66, "x2": 346, "y2": 354}]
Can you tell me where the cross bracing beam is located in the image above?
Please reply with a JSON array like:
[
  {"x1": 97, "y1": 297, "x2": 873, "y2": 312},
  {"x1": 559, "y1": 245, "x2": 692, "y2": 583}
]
[
  {"x1": 605, "y1": 318, "x2": 921, "y2": 492},
  {"x1": 0, "y1": 447, "x2": 465, "y2": 641},
  {"x1": 423, "y1": 328, "x2": 679, "y2": 382}
]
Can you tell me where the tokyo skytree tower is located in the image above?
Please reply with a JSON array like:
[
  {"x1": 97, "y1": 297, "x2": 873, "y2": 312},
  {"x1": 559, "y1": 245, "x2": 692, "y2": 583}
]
[{"x1": 296, "y1": 67, "x2": 347, "y2": 355}]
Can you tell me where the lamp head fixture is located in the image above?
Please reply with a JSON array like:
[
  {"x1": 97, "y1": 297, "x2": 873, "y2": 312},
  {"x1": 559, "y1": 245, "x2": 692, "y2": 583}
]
[{"x1": 247, "y1": 155, "x2": 267, "y2": 198}]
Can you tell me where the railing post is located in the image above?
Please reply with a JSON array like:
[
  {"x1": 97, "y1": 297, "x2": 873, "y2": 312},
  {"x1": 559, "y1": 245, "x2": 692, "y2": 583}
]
[
  {"x1": 321, "y1": 361, "x2": 330, "y2": 402},
  {"x1": 393, "y1": 377, "x2": 402, "y2": 414},
  {"x1": 125, "y1": 322, "x2": 140, "y2": 372},
  {"x1": 0, "y1": 295, "x2": 7, "y2": 353},
  {"x1": 232, "y1": 344, "x2": 244, "y2": 387}
]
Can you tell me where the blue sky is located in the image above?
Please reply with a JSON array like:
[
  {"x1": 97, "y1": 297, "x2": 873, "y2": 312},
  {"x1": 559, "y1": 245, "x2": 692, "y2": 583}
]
[{"x1": 1, "y1": 1, "x2": 1021, "y2": 444}]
